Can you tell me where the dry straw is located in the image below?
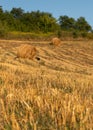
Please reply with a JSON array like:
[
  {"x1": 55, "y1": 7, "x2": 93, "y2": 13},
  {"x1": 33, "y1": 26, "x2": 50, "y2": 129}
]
[
  {"x1": 51, "y1": 37, "x2": 61, "y2": 46},
  {"x1": 17, "y1": 44, "x2": 37, "y2": 60}
]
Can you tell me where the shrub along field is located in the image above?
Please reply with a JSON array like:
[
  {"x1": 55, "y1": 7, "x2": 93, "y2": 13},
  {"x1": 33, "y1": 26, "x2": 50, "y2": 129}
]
[{"x1": 0, "y1": 39, "x2": 93, "y2": 130}]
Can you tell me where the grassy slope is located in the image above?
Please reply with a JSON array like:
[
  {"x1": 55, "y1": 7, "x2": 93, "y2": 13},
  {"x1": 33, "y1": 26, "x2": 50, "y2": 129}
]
[{"x1": 0, "y1": 39, "x2": 93, "y2": 130}]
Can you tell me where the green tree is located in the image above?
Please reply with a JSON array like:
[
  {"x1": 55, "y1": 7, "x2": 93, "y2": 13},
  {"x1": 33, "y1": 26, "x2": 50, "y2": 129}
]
[
  {"x1": 39, "y1": 12, "x2": 59, "y2": 32},
  {"x1": 58, "y1": 15, "x2": 76, "y2": 30},
  {"x1": 0, "y1": 6, "x2": 3, "y2": 13},
  {"x1": 76, "y1": 17, "x2": 92, "y2": 32},
  {"x1": 20, "y1": 10, "x2": 59, "y2": 32},
  {"x1": 10, "y1": 7, "x2": 24, "y2": 18},
  {"x1": 0, "y1": 6, "x2": 4, "y2": 20}
]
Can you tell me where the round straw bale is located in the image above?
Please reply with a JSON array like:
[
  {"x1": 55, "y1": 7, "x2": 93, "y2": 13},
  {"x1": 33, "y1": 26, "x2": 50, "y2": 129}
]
[
  {"x1": 17, "y1": 44, "x2": 37, "y2": 60},
  {"x1": 51, "y1": 37, "x2": 61, "y2": 46}
]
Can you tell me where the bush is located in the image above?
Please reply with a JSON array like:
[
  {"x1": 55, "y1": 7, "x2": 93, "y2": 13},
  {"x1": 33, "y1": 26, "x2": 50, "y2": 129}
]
[
  {"x1": 0, "y1": 22, "x2": 8, "y2": 38},
  {"x1": 81, "y1": 32, "x2": 87, "y2": 38},
  {"x1": 72, "y1": 31, "x2": 79, "y2": 38},
  {"x1": 0, "y1": 28, "x2": 8, "y2": 37}
]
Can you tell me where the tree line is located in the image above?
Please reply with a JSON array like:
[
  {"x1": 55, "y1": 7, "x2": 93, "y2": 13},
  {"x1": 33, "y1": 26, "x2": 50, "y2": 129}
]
[{"x1": 0, "y1": 6, "x2": 92, "y2": 37}]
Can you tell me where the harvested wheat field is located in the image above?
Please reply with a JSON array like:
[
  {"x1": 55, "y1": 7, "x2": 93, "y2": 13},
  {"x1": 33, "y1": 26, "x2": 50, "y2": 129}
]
[{"x1": 0, "y1": 39, "x2": 93, "y2": 130}]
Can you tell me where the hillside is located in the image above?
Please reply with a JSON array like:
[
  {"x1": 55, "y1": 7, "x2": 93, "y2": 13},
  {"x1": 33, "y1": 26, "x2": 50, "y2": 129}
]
[{"x1": 0, "y1": 39, "x2": 93, "y2": 129}]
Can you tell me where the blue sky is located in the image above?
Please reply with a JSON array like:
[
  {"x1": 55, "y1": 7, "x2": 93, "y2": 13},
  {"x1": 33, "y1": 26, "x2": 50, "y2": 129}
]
[{"x1": 0, "y1": 0, "x2": 93, "y2": 27}]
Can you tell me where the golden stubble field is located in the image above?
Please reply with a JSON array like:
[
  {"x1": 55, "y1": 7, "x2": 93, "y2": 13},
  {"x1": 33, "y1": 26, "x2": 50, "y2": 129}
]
[{"x1": 0, "y1": 39, "x2": 93, "y2": 130}]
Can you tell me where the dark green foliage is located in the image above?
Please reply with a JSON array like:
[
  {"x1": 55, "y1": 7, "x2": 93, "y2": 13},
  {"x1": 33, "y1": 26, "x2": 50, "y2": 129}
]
[
  {"x1": 58, "y1": 15, "x2": 76, "y2": 31},
  {"x1": 10, "y1": 7, "x2": 24, "y2": 18},
  {"x1": 73, "y1": 31, "x2": 79, "y2": 38},
  {"x1": 0, "y1": 6, "x2": 92, "y2": 38},
  {"x1": 76, "y1": 17, "x2": 92, "y2": 32},
  {"x1": 58, "y1": 15, "x2": 92, "y2": 32},
  {"x1": 57, "y1": 29, "x2": 62, "y2": 38},
  {"x1": 20, "y1": 10, "x2": 59, "y2": 32},
  {"x1": 81, "y1": 32, "x2": 87, "y2": 38},
  {"x1": 0, "y1": 21, "x2": 8, "y2": 38}
]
